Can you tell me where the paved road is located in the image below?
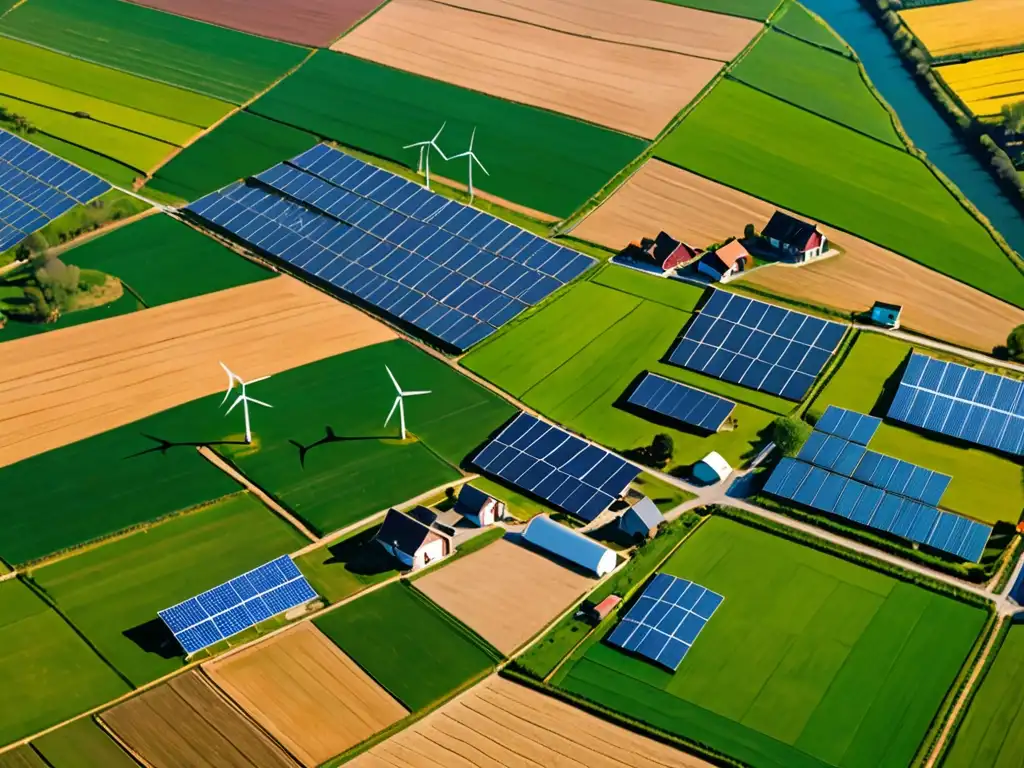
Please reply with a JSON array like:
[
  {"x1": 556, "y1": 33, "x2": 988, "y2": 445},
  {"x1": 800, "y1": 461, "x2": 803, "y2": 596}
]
[{"x1": 854, "y1": 323, "x2": 1024, "y2": 374}]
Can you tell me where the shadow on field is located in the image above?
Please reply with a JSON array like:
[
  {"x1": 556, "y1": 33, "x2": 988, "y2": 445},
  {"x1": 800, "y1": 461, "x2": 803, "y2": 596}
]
[
  {"x1": 289, "y1": 426, "x2": 392, "y2": 468},
  {"x1": 322, "y1": 526, "x2": 402, "y2": 576},
  {"x1": 123, "y1": 618, "x2": 183, "y2": 660},
  {"x1": 126, "y1": 433, "x2": 247, "y2": 459}
]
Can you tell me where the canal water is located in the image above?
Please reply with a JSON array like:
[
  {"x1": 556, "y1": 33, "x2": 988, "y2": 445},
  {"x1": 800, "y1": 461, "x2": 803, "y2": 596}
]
[{"x1": 800, "y1": 0, "x2": 1024, "y2": 261}]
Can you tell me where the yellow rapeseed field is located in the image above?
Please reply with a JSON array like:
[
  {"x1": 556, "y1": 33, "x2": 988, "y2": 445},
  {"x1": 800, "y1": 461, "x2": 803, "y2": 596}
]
[
  {"x1": 900, "y1": 0, "x2": 1024, "y2": 56},
  {"x1": 939, "y1": 51, "x2": 1024, "y2": 116}
]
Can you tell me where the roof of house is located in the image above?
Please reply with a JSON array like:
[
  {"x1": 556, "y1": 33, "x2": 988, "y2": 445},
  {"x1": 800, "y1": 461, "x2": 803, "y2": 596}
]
[
  {"x1": 376, "y1": 508, "x2": 433, "y2": 555},
  {"x1": 763, "y1": 211, "x2": 820, "y2": 249},
  {"x1": 407, "y1": 505, "x2": 437, "y2": 526},
  {"x1": 697, "y1": 451, "x2": 732, "y2": 481},
  {"x1": 623, "y1": 496, "x2": 664, "y2": 531},
  {"x1": 872, "y1": 301, "x2": 903, "y2": 313},
  {"x1": 624, "y1": 232, "x2": 700, "y2": 270},
  {"x1": 591, "y1": 595, "x2": 622, "y2": 617},
  {"x1": 455, "y1": 484, "x2": 492, "y2": 516},
  {"x1": 523, "y1": 515, "x2": 615, "y2": 575},
  {"x1": 703, "y1": 240, "x2": 750, "y2": 275}
]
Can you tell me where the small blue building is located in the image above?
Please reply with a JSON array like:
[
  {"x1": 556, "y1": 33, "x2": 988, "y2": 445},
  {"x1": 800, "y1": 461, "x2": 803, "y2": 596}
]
[
  {"x1": 619, "y1": 496, "x2": 664, "y2": 540},
  {"x1": 869, "y1": 301, "x2": 902, "y2": 329},
  {"x1": 692, "y1": 451, "x2": 731, "y2": 485}
]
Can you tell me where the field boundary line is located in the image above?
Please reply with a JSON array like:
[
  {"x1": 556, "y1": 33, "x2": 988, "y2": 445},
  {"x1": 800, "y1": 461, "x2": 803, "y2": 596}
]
[{"x1": 94, "y1": 715, "x2": 154, "y2": 768}]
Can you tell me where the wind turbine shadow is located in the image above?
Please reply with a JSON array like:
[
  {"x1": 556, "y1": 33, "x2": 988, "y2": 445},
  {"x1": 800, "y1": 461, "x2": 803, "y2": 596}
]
[
  {"x1": 289, "y1": 426, "x2": 393, "y2": 468},
  {"x1": 126, "y1": 433, "x2": 248, "y2": 459}
]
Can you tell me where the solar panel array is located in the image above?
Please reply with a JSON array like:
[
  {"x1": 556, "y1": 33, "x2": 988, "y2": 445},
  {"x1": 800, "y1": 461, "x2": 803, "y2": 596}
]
[
  {"x1": 763, "y1": 457, "x2": 990, "y2": 562},
  {"x1": 187, "y1": 144, "x2": 593, "y2": 352},
  {"x1": 606, "y1": 573, "x2": 723, "y2": 671},
  {"x1": 158, "y1": 555, "x2": 317, "y2": 655},
  {"x1": 815, "y1": 405, "x2": 881, "y2": 446},
  {"x1": 668, "y1": 291, "x2": 846, "y2": 401},
  {"x1": 888, "y1": 352, "x2": 1024, "y2": 457},
  {"x1": 473, "y1": 412, "x2": 641, "y2": 522},
  {"x1": 626, "y1": 372, "x2": 735, "y2": 432},
  {"x1": 0, "y1": 130, "x2": 109, "y2": 251}
]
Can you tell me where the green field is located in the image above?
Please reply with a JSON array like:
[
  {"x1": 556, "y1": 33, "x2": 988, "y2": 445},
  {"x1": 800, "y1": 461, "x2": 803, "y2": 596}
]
[
  {"x1": 64, "y1": 214, "x2": 273, "y2": 305},
  {"x1": 0, "y1": 0, "x2": 308, "y2": 103},
  {"x1": 22, "y1": 132, "x2": 141, "y2": 187},
  {"x1": 557, "y1": 516, "x2": 985, "y2": 768},
  {"x1": 0, "y1": 282, "x2": 141, "y2": 343},
  {"x1": 659, "y1": 0, "x2": 780, "y2": 20},
  {"x1": 315, "y1": 582, "x2": 497, "y2": 711},
  {"x1": 146, "y1": 111, "x2": 318, "y2": 202},
  {"x1": 0, "y1": 580, "x2": 130, "y2": 746},
  {"x1": 30, "y1": 492, "x2": 307, "y2": 685},
  {"x1": 0, "y1": 36, "x2": 231, "y2": 127},
  {"x1": 32, "y1": 718, "x2": 137, "y2": 768},
  {"x1": 0, "y1": 405, "x2": 240, "y2": 565},
  {"x1": 812, "y1": 332, "x2": 1024, "y2": 524},
  {"x1": 656, "y1": 80, "x2": 1024, "y2": 309},
  {"x1": 250, "y1": 52, "x2": 647, "y2": 217},
  {"x1": 773, "y1": 3, "x2": 849, "y2": 53},
  {"x1": 295, "y1": 522, "x2": 400, "y2": 604},
  {"x1": 0, "y1": 747, "x2": 48, "y2": 768},
  {"x1": 730, "y1": 32, "x2": 902, "y2": 146},
  {"x1": 944, "y1": 624, "x2": 1024, "y2": 767}
]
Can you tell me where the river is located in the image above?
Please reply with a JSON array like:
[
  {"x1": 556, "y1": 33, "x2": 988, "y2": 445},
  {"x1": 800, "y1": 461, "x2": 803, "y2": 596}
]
[{"x1": 799, "y1": 0, "x2": 1024, "y2": 261}]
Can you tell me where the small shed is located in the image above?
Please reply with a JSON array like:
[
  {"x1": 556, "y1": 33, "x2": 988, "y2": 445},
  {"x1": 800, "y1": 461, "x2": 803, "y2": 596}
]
[
  {"x1": 618, "y1": 496, "x2": 664, "y2": 540},
  {"x1": 619, "y1": 231, "x2": 701, "y2": 272},
  {"x1": 693, "y1": 451, "x2": 732, "y2": 485},
  {"x1": 697, "y1": 240, "x2": 750, "y2": 281},
  {"x1": 869, "y1": 301, "x2": 902, "y2": 329},
  {"x1": 454, "y1": 484, "x2": 506, "y2": 527},
  {"x1": 581, "y1": 595, "x2": 622, "y2": 624},
  {"x1": 522, "y1": 516, "x2": 616, "y2": 577},
  {"x1": 375, "y1": 508, "x2": 451, "y2": 570},
  {"x1": 763, "y1": 211, "x2": 828, "y2": 261}
]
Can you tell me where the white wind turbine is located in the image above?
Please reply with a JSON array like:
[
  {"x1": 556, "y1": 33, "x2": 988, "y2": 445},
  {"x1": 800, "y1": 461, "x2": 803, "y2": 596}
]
[
  {"x1": 450, "y1": 127, "x2": 488, "y2": 203},
  {"x1": 220, "y1": 362, "x2": 272, "y2": 444},
  {"x1": 384, "y1": 365, "x2": 430, "y2": 441},
  {"x1": 403, "y1": 122, "x2": 449, "y2": 190}
]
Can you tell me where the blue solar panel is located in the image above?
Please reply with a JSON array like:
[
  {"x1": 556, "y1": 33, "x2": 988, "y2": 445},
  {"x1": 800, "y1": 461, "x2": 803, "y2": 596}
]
[
  {"x1": 888, "y1": 352, "x2": 1023, "y2": 457},
  {"x1": 158, "y1": 555, "x2": 317, "y2": 655},
  {"x1": 606, "y1": 573, "x2": 723, "y2": 670},
  {"x1": 668, "y1": 290, "x2": 846, "y2": 401},
  {"x1": 625, "y1": 372, "x2": 735, "y2": 432},
  {"x1": 815, "y1": 406, "x2": 880, "y2": 445},
  {"x1": 474, "y1": 412, "x2": 640, "y2": 522},
  {"x1": 0, "y1": 129, "x2": 109, "y2": 250},
  {"x1": 764, "y1": 458, "x2": 990, "y2": 562}
]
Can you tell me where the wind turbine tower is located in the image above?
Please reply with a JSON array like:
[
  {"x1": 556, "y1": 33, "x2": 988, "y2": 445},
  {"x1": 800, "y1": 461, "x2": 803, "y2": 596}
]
[
  {"x1": 403, "y1": 122, "x2": 449, "y2": 190},
  {"x1": 220, "y1": 362, "x2": 272, "y2": 444},
  {"x1": 451, "y1": 127, "x2": 488, "y2": 203},
  {"x1": 384, "y1": 365, "x2": 430, "y2": 441}
]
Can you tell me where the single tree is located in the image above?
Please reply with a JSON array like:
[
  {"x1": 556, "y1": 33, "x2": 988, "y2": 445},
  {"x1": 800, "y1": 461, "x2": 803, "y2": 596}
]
[
  {"x1": 1002, "y1": 101, "x2": 1024, "y2": 134},
  {"x1": 1008, "y1": 324, "x2": 1024, "y2": 362},
  {"x1": 34, "y1": 256, "x2": 81, "y2": 312},
  {"x1": 772, "y1": 416, "x2": 811, "y2": 457},
  {"x1": 649, "y1": 433, "x2": 674, "y2": 468}
]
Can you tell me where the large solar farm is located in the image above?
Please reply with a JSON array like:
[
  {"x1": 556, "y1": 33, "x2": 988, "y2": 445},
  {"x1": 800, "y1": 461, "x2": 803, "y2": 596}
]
[{"x1": 0, "y1": 0, "x2": 1022, "y2": 765}]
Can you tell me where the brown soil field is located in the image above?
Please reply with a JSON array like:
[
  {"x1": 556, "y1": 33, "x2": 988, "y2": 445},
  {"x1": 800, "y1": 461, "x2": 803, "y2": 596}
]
[
  {"x1": 0, "y1": 276, "x2": 396, "y2": 468},
  {"x1": 350, "y1": 675, "x2": 713, "y2": 768},
  {"x1": 205, "y1": 622, "x2": 408, "y2": 767},
  {"x1": 332, "y1": 0, "x2": 722, "y2": 139},
  {"x1": 435, "y1": 0, "x2": 759, "y2": 61},
  {"x1": 415, "y1": 538, "x2": 592, "y2": 654},
  {"x1": 574, "y1": 160, "x2": 1024, "y2": 352},
  {"x1": 0, "y1": 747, "x2": 48, "y2": 768},
  {"x1": 100, "y1": 670, "x2": 299, "y2": 768},
  {"x1": 125, "y1": 0, "x2": 383, "y2": 47}
]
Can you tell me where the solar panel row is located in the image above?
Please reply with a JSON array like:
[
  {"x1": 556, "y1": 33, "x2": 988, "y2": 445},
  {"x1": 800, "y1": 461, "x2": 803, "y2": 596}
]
[
  {"x1": 626, "y1": 372, "x2": 735, "y2": 432},
  {"x1": 0, "y1": 130, "x2": 109, "y2": 251},
  {"x1": 606, "y1": 573, "x2": 723, "y2": 671},
  {"x1": 158, "y1": 555, "x2": 317, "y2": 655},
  {"x1": 763, "y1": 458, "x2": 990, "y2": 562},
  {"x1": 473, "y1": 412, "x2": 641, "y2": 522},
  {"x1": 888, "y1": 353, "x2": 1024, "y2": 456},
  {"x1": 669, "y1": 290, "x2": 846, "y2": 401},
  {"x1": 815, "y1": 405, "x2": 881, "y2": 446}
]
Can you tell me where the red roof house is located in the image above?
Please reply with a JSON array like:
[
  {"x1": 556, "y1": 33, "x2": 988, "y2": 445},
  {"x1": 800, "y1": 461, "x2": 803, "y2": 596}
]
[
  {"x1": 618, "y1": 231, "x2": 701, "y2": 272},
  {"x1": 762, "y1": 211, "x2": 829, "y2": 261},
  {"x1": 697, "y1": 240, "x2": 750, "y2": 281}
]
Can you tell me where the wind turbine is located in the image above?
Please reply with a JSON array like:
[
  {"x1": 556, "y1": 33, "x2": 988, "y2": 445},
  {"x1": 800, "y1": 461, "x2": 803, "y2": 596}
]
[
  {"x1": 219, "y1": 362, "x2": 272, "y2": 444},
  {"x1": 450, "y1": 127, "x2": 488, "y2": 203},
  {"x1": 384, "y1": 365, "x2": 430, "y2": 441},
  {"x1": 403, "y1": 122, "x2": 449, "y2": 190}
]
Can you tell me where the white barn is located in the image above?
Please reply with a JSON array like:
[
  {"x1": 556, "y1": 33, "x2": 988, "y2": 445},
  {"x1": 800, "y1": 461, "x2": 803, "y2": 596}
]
[
  {"x1": 454, "y1": 484, "x2": 506, "y2": 527},
  {"x1": 522, "y1": 515, "x2": 616, "y2": 577},
  {"x1": 375, "y1": 508, "x2": 450, "y2": 570}
]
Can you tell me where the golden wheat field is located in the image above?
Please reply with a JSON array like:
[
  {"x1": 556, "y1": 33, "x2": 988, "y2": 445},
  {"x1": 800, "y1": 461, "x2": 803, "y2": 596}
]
[
  {"x1": 900, "y1": 0, "x2": 1024, "y2": 56},
  {"x1": 938, "y1": 51, "x2": 1024, "y2": 117}
]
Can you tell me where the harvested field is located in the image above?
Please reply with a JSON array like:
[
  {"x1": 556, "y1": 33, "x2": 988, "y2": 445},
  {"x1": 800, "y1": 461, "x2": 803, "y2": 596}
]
[
  {"x1": 436, "y1": 0, "x2": 760, "y2": 61},
  {"x1": 900, "y1": 0, "x2": 1024, "y2": 56},
  {"x1": 938, "y1": 52, "x2": 1024, "y2": 117},
  {"x1": 0, "y1": 276, "x2": 395, "y2": 468},
  {"x1": 0, "y1": 748, "x2": 48, "y2": 768},
  {"x1": 574, "y1": 160, "x2": 1024, "y2": 351},
  {"x1": 205, "y1": 622, "x2": 407, "y2": 767},
  {"x1": 331, "y1": 0, "x2": 721, "y2": 138},
  {"x1": 349, "y1": 675, "x2": 712, "y2": 768},
  {"x1": 416, "y1": 538, "x2": 593, "y2": 654},
  {"x1": 125, "y1": 0, "x2": 383, "y2": 47},
  {"x1": 101, "y1": 670, "x2": 299, "y2": 768}
]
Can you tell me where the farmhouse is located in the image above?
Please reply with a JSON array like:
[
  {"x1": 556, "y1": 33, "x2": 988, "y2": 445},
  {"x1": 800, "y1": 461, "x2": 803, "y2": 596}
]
[
  {"x1": 870, "y1": 301, "x2": 903, "y2": 329},
  {"x1": 522, "y1": 516, "x2": 616, "y2": 577},
  {"x1": 693, "y1": 451, "x2": 732, "y2": 485},
  {"x1": 581, "y1": 595, "x2": 622, "y2": 624},
  {"x1": 618, "y1": 496, "x2": 664, "y2": 540},
  {"x1": 375, "y1": 508, "x2": 450, "y2": 570},
  {"x1": 618, "y1": 231, "x2": 701, "y2": 272},
  {"x1": 697, "y1": 240, "x2": 750, "y2": 281},
  {"x1": 763, "y1": 211, "x2": 828, "y2": 262},
  {"x1": 454, "y1": 484, "x2": 506, "y2": 527}
]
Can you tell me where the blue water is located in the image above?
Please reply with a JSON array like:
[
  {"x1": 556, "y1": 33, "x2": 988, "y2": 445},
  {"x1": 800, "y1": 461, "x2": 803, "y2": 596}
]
[{"x1": 800, "y1": 0, "x2": 1024, "y2": 260}]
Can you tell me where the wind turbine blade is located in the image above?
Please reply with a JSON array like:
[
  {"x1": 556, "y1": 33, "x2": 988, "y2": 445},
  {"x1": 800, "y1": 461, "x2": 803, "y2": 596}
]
[
  {"x1": 220, "y1": 361, "x2": 237, "y2": 405},
  {"x1": 402, "y1": 140, "x2": 428, "y2": 149},
  {"x1": 402, "y1": 389, "x2": 431, "y2": 397},
  {"x1": 384, "y1": 395, "x2": 401, "y2": 427},
  {"x1": 246, "y1": 397, "x2": 273, "y2": 409},
  {"x1": 385, "y1": 365, "x2": 402, "y2": 394},
  {"x1": 433, "y1": 121, "x2": 446, "y2": 142},
  {"x1": 226, "y1": 394, "x2": 244, "y2": 415},
  {"x1": 472, "y1": 154, "x2": 489, "y2": 175},
  {"x1": 246, "y1": 374, "x2": 271, "y2": 385},
  {"x1": 469, "y1": 126, "x2": 476, "y2": 150}
]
